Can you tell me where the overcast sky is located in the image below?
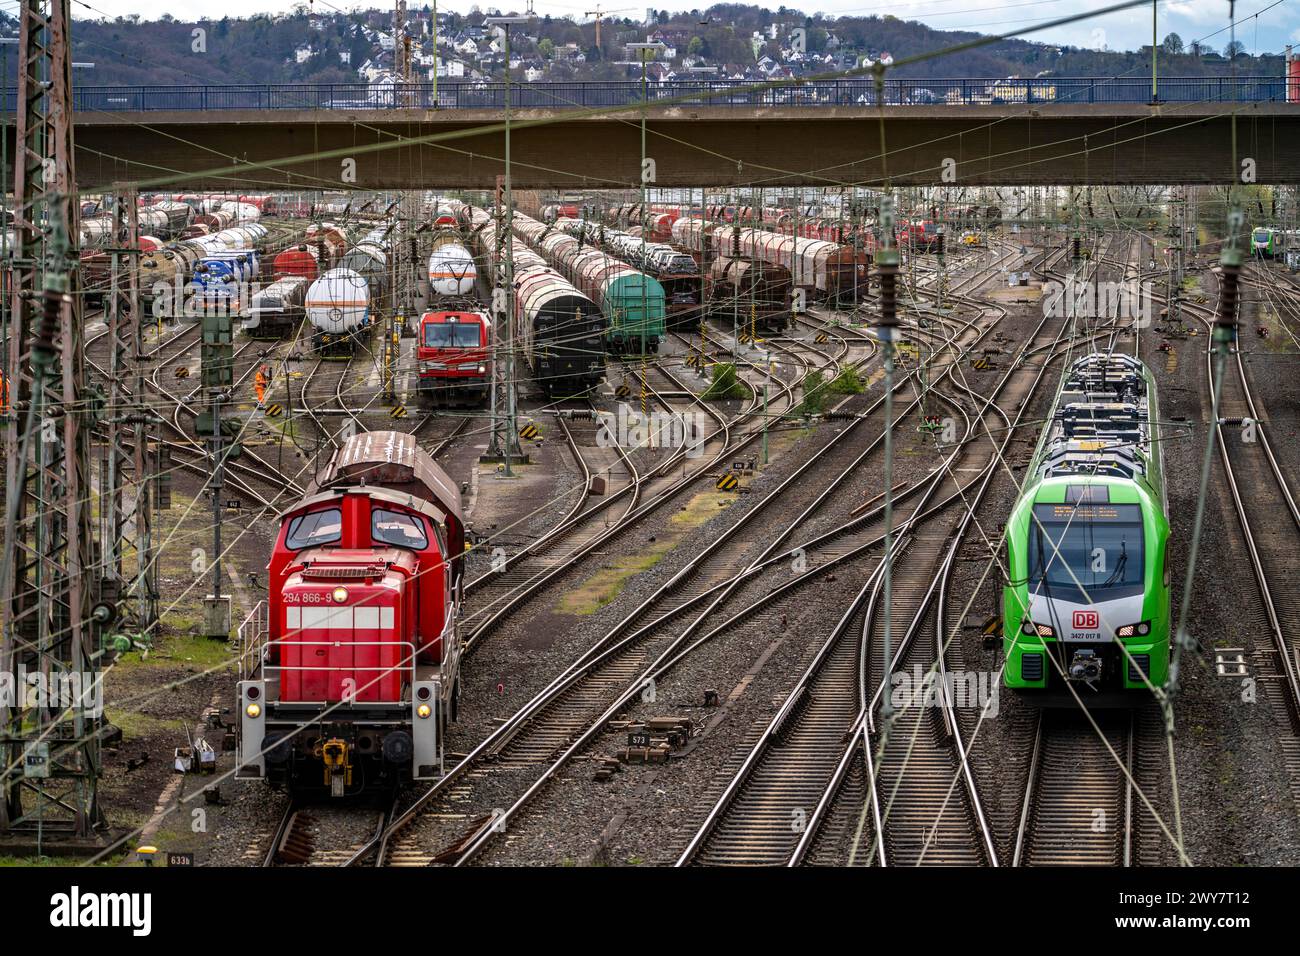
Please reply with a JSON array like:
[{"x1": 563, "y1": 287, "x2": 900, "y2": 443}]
[{"x1": 57, "y1": 0, "x2": 1300, "y2": 56}]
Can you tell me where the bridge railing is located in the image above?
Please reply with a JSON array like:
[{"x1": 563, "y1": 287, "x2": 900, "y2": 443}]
[{"x1": 35, "y1": 76, "x2": 1298, "y2": 112}]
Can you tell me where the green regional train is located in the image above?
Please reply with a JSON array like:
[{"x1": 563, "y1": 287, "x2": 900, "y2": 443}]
[
  {"x1": 1002, "y1": 352, "x2": 1171, "y2": 704},
  {"x1": 1251, "y1": 227, "x2": 1280, "y2": 259}
]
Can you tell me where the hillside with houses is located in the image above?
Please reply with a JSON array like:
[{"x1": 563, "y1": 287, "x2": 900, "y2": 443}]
[{"x1": 6, "y1": 5, "x2": 1284, "y2": 89}]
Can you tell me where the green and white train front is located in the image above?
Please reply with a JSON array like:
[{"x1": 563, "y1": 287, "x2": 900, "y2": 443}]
[
  {"x1": 1003, "y1": 477, "x2": 1170, "y2": 695},
  {"x1": 1252, "y1": 227, "x2": 1279, "y2": 259},
  {"x1": 1002, "y1": 351, "x2": 1170, "y2": 700}
]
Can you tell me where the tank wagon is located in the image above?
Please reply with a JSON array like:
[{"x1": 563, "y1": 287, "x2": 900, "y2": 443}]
[
  {"x1": 427, "y1": 231, "x2": 477, "y2": 298},
  {"x1": 338, "y1": 227, "x2": 391, "y2": 313},
  {"x1": 306, "y1": 267, "x2": 372, "y2": 356},
  {"x1": 513, "y1": 212, "x2": 666, "y2": 354},
  {"x1": 467, "y1": 206, "x2": 605, "y2": 395},
  {"x1": 272, "y1": 224, "x2": 348, "y2": 283}
]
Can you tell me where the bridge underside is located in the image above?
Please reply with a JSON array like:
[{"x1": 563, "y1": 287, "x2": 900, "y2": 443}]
[{"x1": 63, "y1": 104, "x2": 1300, "y2": 190}]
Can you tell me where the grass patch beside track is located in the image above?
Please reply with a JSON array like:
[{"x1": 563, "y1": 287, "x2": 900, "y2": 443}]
[{"x1": 556, "y1": 490, "x2": 734, "y2": 616}]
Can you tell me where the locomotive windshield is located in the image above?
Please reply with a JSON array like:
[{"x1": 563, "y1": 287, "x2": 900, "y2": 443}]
[
  {"x1": 372, "y1": 509, "x2": 429, "y2": 550},
  {"x1": 1027, "y1": 503, "x2": 1145, "y2": 602},
  {"x1": 286, "y1": 507, "x2": 342, "y2": 550},
  {"x1": 423, "y1": 322, "x2": 482, "y2": 348}
]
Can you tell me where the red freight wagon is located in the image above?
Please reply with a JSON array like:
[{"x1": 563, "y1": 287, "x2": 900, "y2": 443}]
[{"x1": 274, "y1": 245, "x2": 320, "y2": 281}]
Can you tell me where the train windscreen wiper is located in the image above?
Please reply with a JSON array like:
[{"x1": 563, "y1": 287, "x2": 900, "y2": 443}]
[{"x1": 1100, "y1": 540, "x2": 1128, "y2": 588}]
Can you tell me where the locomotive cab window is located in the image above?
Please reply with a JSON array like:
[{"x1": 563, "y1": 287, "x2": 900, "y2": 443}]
[
  {"x1": 372, "y1": 508, "x2": 429, "y2": 550},
  {"x1": 285, "y1": 507, "x2": 342, "y2": 550},
  {"x1": 1027, "y1": 503, "x2": 1145, "y2": 602},
  {"x1": 424, "y1": 322, "x2": 482, "y2": 348}
]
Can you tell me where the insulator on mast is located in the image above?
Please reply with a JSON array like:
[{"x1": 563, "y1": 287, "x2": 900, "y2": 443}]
[
  {"x1": 877, "y1": 256, "x2": 899, "y2": 331},
  {"x1": 1216, "y1": 260, "x2": 1241, "y2": 333}
]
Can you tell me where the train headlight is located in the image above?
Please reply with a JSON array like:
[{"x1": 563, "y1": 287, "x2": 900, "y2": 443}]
[
  {"x1": 245, "y1": 703, "x2": 261, "y2": 719},
  {"x1": 1118, "y1": 621, "x2": 1151, "y2": 638},
  {"x1": 478, "y1": 364, "x2": 486, "y2": 374},
  {"x1": 1021, "y1": 618, "x2": 1054, "y2": 638},
  {"x1": 416, "y1": 704, "x2": 432, "y2": 719},
  {"x1": 332, "y1": 587, "x2": 349, "y2": 603}
]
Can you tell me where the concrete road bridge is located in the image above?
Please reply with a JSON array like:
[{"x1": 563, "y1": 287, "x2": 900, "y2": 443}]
[{"x1": 26, "y1": 77, "x2": 1300, "y2": 189}]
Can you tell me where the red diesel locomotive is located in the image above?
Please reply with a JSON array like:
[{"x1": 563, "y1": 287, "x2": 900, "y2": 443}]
[
  {"x1": 417, "y1": 310, "x2": 492, "y2": 407},
  {"x1": 237, "y1": 431, "x2": 464, "y2": 796}
]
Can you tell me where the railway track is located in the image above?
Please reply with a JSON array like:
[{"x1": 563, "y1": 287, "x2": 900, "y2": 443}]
[
  {"x1": 455, "y1": 346, "x2": 813, "y2": 651},
  {"x1": 676, "y1": 264, "x2": 1084, "y2": 867},
  {"x1": 343, "y1": 279, "x2": 1009, "y2": 866},
  {"x1": 1013, "y1": 710, "x2": 1137, "y2": 866},
  {"x1": 87, "y1": 314, "x2": 303, "y2": 507},
  {"x1": 399, "y1": 257, "x2": 1059, "y2": 866},
  {"x1": 1194, "y1": 280, "x2": 1300, "y2": 726},
  {"x1": 262, "y1": 799, "x2": 394, "y2": 868},
  {"x1": 673, "y1": 238, "x2": 1142, "y2": 868}
]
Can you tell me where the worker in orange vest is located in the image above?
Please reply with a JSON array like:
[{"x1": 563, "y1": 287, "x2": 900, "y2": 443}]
[{"x1": 254, "y1": 363, "x2": 271, "y2": 407}]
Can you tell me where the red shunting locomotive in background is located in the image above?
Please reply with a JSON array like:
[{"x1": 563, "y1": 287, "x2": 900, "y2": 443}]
[
  {"x1": 237, "y1": 431, "x2": 464, "y2": 796},
  {"x1": 417, "y1": 310, "x2": 492, "y2": 407}
]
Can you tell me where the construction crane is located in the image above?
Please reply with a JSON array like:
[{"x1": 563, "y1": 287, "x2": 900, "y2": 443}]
[{"x1": 584, "y1": 5, "x2": 633, "y2": 50}]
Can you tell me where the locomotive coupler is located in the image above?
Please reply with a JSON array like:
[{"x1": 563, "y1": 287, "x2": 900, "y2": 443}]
[
  {"x1": 318, "y1": 738, "x2": 353, "y2": 797},
  {"x1": 1068, "y1": 648, "x2": 1103, "y2": 684}
]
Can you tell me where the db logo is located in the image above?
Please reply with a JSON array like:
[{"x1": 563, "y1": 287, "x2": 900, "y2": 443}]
[{"x1": 1073, "y1": 610, "x2": 1099, "y2": 629}]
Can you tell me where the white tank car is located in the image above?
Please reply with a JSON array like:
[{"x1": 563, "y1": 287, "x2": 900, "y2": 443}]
[
  {"x1": 209, "y1": 224, "x2": 266, "y2": 255},
  {"x1": 307, "y1": 267, "x2": 371, "y2": 352},
  {"x1": 80, "y1": 217, "x2": 115, "y2": 247},
  {"x1": 427, "y1": 241, "x2": 476, "y2": 297},
  {"x1": 220, "y1": 200, "x2": 261, "y2": 223}
]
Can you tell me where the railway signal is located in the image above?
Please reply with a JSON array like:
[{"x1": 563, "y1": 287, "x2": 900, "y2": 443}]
[
  {"x1": 390, "y1": 404, "x2": 408, "y2": 419},
  {"x1": 520, "y1": 422, "x2": 540, "y2": 440},
  {"x1": 716, "y1": 472, "x2": 739, "y2": 491}
]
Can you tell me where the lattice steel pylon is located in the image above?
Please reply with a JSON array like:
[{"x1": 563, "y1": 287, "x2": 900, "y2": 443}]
[
  {"x1": 0, "y1": 0, "x2": 105, "y2": 842},
  {"x1": 102, "y1": 186, "x2": 159, "y2": 639}
]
